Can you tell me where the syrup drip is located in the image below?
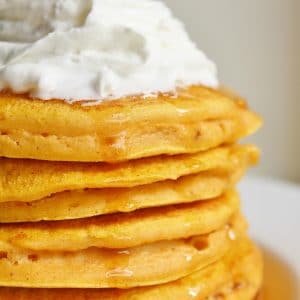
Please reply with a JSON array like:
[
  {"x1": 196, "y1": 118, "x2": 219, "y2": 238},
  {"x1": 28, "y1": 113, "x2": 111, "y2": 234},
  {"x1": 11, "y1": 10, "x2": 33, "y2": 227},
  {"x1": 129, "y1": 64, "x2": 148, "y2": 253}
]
[
  {"x1": 227, "y1": 229, "x2": 236, "y2": 241},
  {"x1": 188, "y1": 286, "x2": 201, "y2": 298},
  {"x1": 105, "y1": 268, "x2": 133, "y2": 278},
  {"x1": 184, "y1": 253, "x2": 193, "y2": 262}
]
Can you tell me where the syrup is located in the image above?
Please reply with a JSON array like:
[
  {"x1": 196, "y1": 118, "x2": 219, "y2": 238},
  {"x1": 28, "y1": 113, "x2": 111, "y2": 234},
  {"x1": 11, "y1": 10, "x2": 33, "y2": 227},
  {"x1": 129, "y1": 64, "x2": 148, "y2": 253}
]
[{"x1": 261, "y1": 247, "x2": 299, "y2": 300}]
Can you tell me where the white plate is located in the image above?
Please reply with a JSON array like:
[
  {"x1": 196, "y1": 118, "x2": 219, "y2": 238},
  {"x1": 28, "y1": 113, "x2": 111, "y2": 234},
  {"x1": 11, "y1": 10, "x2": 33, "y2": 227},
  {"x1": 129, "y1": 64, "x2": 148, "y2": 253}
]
[{"x1": 240, "y1": 176, "x2": 300, "y2": 299}]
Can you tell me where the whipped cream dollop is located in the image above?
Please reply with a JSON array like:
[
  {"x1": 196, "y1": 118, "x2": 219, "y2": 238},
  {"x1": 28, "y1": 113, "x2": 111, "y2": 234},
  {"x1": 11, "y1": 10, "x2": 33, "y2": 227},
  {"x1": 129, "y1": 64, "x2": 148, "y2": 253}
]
[{"x1": 0, "y1": 0, "x2": 218, "y2": 101}]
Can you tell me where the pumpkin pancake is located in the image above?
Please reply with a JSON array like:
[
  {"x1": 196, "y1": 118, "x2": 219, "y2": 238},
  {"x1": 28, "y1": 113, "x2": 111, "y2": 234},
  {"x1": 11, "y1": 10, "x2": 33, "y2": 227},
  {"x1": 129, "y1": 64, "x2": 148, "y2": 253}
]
[
  {"x1": 0, "y1": 237, "x2": 262, "y2": 299},
  {"x1": 0, "y1": 144, "x2": 259, "y2": 203},
  {"x1": 0, "y1": 85, "x2": 262, "y2": 162},
  {"x1": 0, "y1": 215, "x2": 245, "y2": 289},
  {"x1": 0, "y1": 190, "x2": 239, "y2": 251},
  {"x1": 0, "y1": 162, "x2": 246, "y2": 223}
]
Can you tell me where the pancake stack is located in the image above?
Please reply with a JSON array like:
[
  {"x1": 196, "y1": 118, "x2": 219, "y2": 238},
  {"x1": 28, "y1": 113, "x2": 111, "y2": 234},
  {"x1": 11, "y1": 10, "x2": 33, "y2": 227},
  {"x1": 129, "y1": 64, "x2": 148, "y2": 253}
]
[{"x1": 0, "y1": 85, "x2": 263, "y2": 299}]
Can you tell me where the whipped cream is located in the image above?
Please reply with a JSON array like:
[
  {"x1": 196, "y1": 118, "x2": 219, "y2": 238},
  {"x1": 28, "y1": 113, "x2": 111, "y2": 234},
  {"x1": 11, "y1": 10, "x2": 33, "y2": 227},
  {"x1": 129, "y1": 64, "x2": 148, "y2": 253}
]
[{"x1": 0, "y1": 0, "x2": 218, "y2": 102}]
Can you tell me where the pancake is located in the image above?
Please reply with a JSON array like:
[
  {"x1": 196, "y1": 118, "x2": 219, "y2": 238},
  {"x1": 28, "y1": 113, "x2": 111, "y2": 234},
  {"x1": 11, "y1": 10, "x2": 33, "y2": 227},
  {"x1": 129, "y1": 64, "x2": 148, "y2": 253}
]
[
  {"x1": 0, "y1": 215, "x2": 245, "y2": 289},
  {"x1": 0, "y1": 144, "x2": 259, "y2": 203},
  {"x1": 0, "y1": 164, "x2": 245, "y2": 223},
  {"x1": 0, "y1": 85, "x2": 262, "y2": 162},
  {"x1": 0, "y1": 237, "x2": 262, "y2": 299},
  {"x1": 0, "y1": 190, "x2": 239, "y2": 251}
]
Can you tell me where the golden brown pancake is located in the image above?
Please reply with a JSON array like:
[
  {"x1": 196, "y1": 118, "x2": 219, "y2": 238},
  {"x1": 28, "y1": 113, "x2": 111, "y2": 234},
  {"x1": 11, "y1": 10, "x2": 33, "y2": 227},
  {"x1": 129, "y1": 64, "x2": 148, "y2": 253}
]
[
  {"x1": 0, "y1": 85, "x2": 262, "y2": 162},
  {"x1": 0, "y1": 190, "x2": 239, "y2": 251},
  {"x1": 0, "y1": 167, "x2": 244, "y2": 223},
  {"x1": 0, "y1": 215, "x2": 246, "y2": 289},
  {"x1": 0, "y1": 237, "x2": 263, "y2": 299},
  {"x1": 0, "y1": 144, "x2": 259, "y2": 203}
]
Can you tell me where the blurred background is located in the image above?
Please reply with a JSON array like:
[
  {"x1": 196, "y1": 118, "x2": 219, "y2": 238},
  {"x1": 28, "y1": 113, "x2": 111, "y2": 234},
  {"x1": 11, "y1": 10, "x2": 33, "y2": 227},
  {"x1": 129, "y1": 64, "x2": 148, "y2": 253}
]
[{"x1": 165, "y1": 0, "x2": 300, "y2": 183}]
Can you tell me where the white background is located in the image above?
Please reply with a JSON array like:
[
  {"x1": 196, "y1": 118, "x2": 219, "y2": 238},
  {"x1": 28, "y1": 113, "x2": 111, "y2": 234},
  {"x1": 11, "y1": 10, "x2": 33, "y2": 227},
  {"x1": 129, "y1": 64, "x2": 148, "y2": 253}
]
[
  {"x1": 165, "y1": 0, "x2": 300, "y2": 183},
  {"x1": 240, "y1": 176, "x2": 300, "y2": 299}
]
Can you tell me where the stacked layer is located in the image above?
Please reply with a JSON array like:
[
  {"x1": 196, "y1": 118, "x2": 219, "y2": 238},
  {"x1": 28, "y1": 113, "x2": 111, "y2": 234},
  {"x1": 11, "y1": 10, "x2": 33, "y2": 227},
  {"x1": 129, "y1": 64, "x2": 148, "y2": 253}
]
[{"x1": 0, "y1": 86, "x2": 263, "y2": 299}]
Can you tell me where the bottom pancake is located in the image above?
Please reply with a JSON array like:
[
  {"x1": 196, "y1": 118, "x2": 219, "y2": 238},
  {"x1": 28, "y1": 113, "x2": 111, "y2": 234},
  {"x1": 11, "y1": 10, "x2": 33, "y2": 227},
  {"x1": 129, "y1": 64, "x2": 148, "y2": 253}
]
[
  {"x1": 0, "y1": 216, "x2": 243, "y2": 289},
  {"x1": 0, "y1": 237, "x2": 263, "y2": 300}
]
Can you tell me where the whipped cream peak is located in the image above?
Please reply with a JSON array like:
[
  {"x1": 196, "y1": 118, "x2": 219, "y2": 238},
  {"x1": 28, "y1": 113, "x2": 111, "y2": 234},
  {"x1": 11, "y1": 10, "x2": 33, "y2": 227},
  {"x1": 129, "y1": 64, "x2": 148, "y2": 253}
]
[{"x1": 0, "y1": 0, "x2": 218, "y2": 102}]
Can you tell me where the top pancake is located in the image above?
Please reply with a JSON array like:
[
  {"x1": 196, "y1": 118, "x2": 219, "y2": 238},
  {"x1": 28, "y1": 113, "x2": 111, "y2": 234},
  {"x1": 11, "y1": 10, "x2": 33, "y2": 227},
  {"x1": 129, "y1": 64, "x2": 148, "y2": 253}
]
[{"x1": 0, "y1": 85, "x2": 262, "y2": 162}]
